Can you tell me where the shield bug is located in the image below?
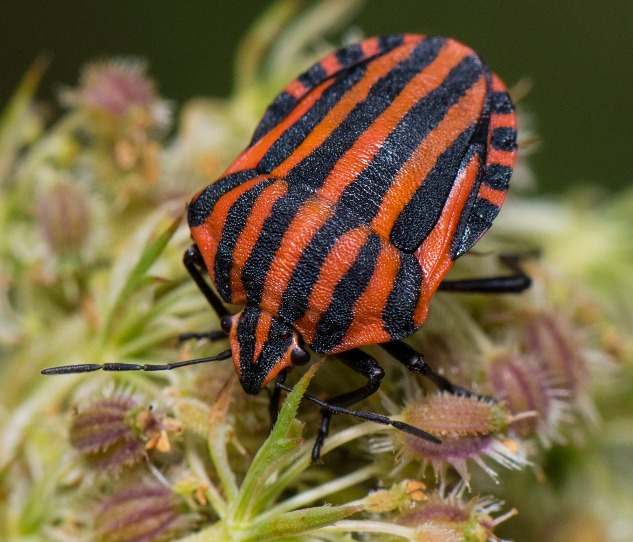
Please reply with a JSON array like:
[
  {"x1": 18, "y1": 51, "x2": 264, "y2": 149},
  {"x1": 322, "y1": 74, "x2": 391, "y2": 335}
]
[{"x1": 44, "y1": 35, "x2": 529, "y2": 461}]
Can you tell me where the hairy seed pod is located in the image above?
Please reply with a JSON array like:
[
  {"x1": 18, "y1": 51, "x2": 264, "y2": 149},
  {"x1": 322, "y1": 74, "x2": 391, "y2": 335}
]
[
  {"x1": 37, "y1": 183, "x2": 90, "y2": 257},
  {"x1": 396, "y1": 393, "x2": 529, "y2": 481},
  {"x1": 488, "y1": 353, "x2": 569, "y2": 445},
  {"x1": 95, "y1": 485, "x2": 188, "y2": 542},
  {"x1": 397, "y1": 484, "x2": 515, "y2": 542},
  {"x1": 69, "y1": 393, "x2": 160, "y2": 473}
]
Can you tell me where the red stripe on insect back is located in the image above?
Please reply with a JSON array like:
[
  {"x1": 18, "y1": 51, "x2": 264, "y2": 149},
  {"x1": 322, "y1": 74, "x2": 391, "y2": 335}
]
[
  {"x1": 223, "y1": 78, "x2": 337, "y2": 175},
  {"x1": 271, "y1": 41, "x2": 418, "y2": 178},
  {"x1": 294, "y1": 227, "x2": 371, "y2": 345},
  {"x1": 491, "y1": 72, "x2": 508, "y2": 93},
  {"x1": 477, "y1": 184, "x2": 507, "y2": 209},
  {"x1": 372, "y1": 77, "x2": 487, "y2": 239},
  {"x1": 260, "y1": 196, "x2": 335, "y2": 316},
  {"x1": 190, "y1": 176, "x2": 265, "y2": 287},
  {"x1": 229, "y1": 180, "x2": 289, "y2": 304},
  {"x1": 414, "y1": 152, "x2": 482, "y2": 323},
  {"x1": 320, "y1": 54, "x2": 342, "y2": 77},
  {"x1": 360, "y1": 36, "x2": 380, "y2": 57},
  {"x1": 335, "y1": 242, "x2": 400, "y2": 351},
  {"x1": 285, "y1": 79, "x2": 310, "y2": 100},
  {"x1": 318, "y1": 40, "x2": 472, "y2": 205},
  {"x1": 486, "y1": 148, "x2": 516, "y2": 168}
]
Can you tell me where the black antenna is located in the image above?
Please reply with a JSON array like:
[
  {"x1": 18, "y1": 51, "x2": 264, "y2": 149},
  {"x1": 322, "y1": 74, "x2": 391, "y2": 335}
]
[
  {"x1": 275, "y1": 381, "x2": 441, "y2": 445},
  {"x1": 41, "y1": 349, "x2": 233, "y2": 375}
]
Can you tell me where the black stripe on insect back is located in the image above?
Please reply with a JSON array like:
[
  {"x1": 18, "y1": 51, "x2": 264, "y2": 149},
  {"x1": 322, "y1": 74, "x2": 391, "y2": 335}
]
[
  {"x1": 482, "y1": 163, "x2": 512, "y2": 191},
  {"x1": 257, "y1": 64, "x2": 369, "y2": 174},
  {"x1": 310, "y1": 233, "x2": 382, "y2": 352},
  {"x1": 240, "y1": 187, "x2": 311, "y2": 305},
  {"x1": 389, "y1": 126, "x2": 476, "y2": 252},
  {"x1": 382, "y1": 253, "x2": 423, "y2": 339},
  {"x1": 278, "y1": 204, "x2": 363, "y2": 325},
  {"x1": 235, "y1": 306, "x2": 260, "y2": 370},
  {"x1": 213, "y1": 179, "x2": 275, "y2": 302},
  {"x1": 341, "y1": 55, "x2": 484, "y2": 238},
  {"x1": 378, "y1": 34, "x2": 405, "y2": 53},
  {"x1": 250, "y1": 92, "x2": 297, "y2": 147},
  {"x1": 239, "y1": 309, "x2": 295, "y2": 395},
  {"x1": 336, "y1": 43, "x2": 364, "y2": 66},
  {"x1": 490, "y1": 91, "x2": 514, "y2": 114},
  {"x1": 188, "y1": 169, "x2": 260, "y2": 228},
  {"x1": 284, "y1": 36, "x2": 446, "y2": 191},
  {"x1": 490, "y1": 127, "x2": 517, "y2": 152},
  {"x1": 451, "y1": 197, "x2": 501, "y2": 260}
]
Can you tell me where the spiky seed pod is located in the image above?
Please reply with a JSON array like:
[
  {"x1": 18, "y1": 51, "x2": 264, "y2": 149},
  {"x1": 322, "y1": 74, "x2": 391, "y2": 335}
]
[
  {"x1": 397, "y1": 484, "x2": 515, "y2": 542},
  {"x1": 488, "y1": 353, "x2": 569, "y2": 445},
  {"x1": 69, "y1": 393, "x2": 160, "y2": 473},
  {"x1": 395, "y1": 392, "x2": 529, "y2": 481},
  {"x1": 522, "y1": 312, "x2": 591, "y2": 399},
  {"x1": 95, "y1": 485, "x2": 189, "y2": 542},
  {"x1": 62, "y1": 59, "x2": 170, "y2": 126},
  {"x1": 37, "y1": 183, "x2": 90, "y2": 258}
]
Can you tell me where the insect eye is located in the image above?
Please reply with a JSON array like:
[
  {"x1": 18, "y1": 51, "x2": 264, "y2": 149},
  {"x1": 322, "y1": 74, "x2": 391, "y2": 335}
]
[
  {"x1": 220, "y1": 315, "x2": 233, "y2": 334},
  {"x1": 280, "y1": 330, "x2": 291, "y2": 339},
  {"x1": 291, "y1": 347, "x2": 311, "y2": 366}
]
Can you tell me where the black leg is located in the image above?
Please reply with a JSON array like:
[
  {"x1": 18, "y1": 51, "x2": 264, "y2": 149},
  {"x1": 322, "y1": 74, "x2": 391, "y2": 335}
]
[
  {"x1": 311, "y1": 349, "x2": 385, "y2": 463},
  {"x1": 183, "y1": 244, "x2": 229, "y2": 318},
  {"x1": 437, "y1": 255, "x2": 531, "y2": 294},
  {"x1": 379, "y1": 340, "x2": 471, "y2": 395},
  {"x1": 178, "y1": 330, "x2": 227, "y2": 343},
  {"x1": 269, "y1": 371, "x2": 287, "y2": 427}
]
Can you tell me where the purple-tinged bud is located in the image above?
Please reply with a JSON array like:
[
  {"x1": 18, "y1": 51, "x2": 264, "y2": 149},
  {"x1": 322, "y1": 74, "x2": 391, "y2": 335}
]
[
  {"x1": 95, "y1": 485, "x2": 189, "y2": 542},
  {"x1": 69, "y1": 393, "x2": 166, "y2": 473},
  {"x1": 522, "y1": 312, "x2": 590, "y2": 400},
  {"x1": 397, "y1": 483, "x2": 516, "y2": 542},
  {"x1": 62, "y1": 59, "x2": 169, "y2": 124},
  {"x1": 395, "y1": 393, "x2": 530, "y2": 482},
  {"x1": 488, "y1": 353, "x2": 570, "y2": 445},
  {"x1": 37, "y1": 183, "x2": 90, "y2": 257}
]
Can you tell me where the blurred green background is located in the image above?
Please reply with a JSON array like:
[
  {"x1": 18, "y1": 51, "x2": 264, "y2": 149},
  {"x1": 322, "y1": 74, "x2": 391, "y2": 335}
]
[{"x1": 1, "y1": 0, "x2": 631, "y2": 194}]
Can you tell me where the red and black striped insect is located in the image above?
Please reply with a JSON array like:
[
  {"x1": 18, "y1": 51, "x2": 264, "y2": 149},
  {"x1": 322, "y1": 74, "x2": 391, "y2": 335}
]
[{"x1": 44, "y1": 35, "x2": 529, "y2": 461}]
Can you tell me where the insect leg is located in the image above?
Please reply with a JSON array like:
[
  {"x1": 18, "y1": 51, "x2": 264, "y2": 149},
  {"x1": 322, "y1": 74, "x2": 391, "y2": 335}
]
[
  {"x1": 437, "y1": 255, "x2": 531, "y2": 294},
  {"x1": 379, "y1": 340, "x2": 471, "y2": 395},
  {"x1": 183, "y1": 244, "x2": 229, "y2": 318},
  {"x1": 311, "y1": 349, "x2": 385, "y2": 463},
  {"x1": 181, "y1": 244, "x2": 229, "y2": 342},
  {"x1": 269, "y1": 371, "x2": 287, "y2": 427},
  {"x1": 178, "y1": 330, "x2": 227, "y2": 343}
]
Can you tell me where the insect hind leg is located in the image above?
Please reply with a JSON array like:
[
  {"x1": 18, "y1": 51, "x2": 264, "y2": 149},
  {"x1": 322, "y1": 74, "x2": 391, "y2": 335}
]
[{"x1": 379, "y1": 340, "x2": 473, "y2": 396}]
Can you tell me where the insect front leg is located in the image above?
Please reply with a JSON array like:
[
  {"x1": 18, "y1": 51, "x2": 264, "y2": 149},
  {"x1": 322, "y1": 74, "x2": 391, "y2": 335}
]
[
  {"x1": 182, "y1": 244, "x2": 229, "y2": 343},
  {"x1": 312, "y1": 349, "x2": 385, "y2": 463}
]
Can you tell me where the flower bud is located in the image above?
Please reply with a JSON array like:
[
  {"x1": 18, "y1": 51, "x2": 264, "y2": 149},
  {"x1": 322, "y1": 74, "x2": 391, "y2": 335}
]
[
  {"x1": 522, "y1": 312, "x2": 590, "y2": 400},
  {"x1": 95, "y1": 485, "x2": 189, "y2": 542},
  {"x1": 397, "y1": 484, "x2": 516, "y2": 542},
  {"x1": 488, "y1": 353, "x2": 569, "y2": 445},
  {"x1": 37, "y1": 183, "x2": 90, "y2": 257},
  {"x1": 395, "y1": 393, "x2": 529, "y2": 482},
  {"x1": 69, "y1": 392, "x2": 169, "y2": 473}
]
